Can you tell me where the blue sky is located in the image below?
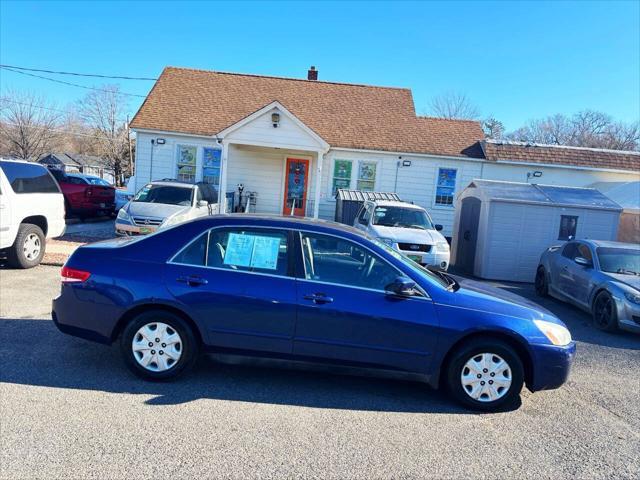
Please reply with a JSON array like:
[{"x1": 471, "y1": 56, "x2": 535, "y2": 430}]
[{"x1": 1, "y1": 1, "x2": 638, "y2": 131}]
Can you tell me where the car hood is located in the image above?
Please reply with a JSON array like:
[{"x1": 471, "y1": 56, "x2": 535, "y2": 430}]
[
  {"x1": 603, "y1": 272, "x2": 640, "y2": 290},
  {"x1": 126, "y1": 202, "x2": 190, "y2": 220},
  {"x1": 449, "y1": 276, "x2": 564, "y2": 325},
  {"x1": 370, "y1": 225, "x2": 445, "y2": 244}
]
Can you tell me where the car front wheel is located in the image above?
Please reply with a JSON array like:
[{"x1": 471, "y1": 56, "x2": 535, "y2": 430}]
[
  {"x1": 120, "y1": 311, "x2": 199, "y2": 380},
  {"x1": 446, "y1": 339, "x2": 524, "y2": 412},
  {"x1": 593, "y1": 291, "x2": 618, "y2": 332}
]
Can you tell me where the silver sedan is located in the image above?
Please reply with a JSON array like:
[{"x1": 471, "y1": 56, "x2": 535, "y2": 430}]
[{"x1": 535, "y1": 239, "x2": 640, "y2": 333}]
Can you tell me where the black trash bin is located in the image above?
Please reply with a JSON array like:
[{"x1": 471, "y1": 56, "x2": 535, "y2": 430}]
[{"x1": 334, "y1": 189, "x2": 401, "y2": 225}]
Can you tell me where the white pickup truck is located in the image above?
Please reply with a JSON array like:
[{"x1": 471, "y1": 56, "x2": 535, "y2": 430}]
[{"x1": 0, "y1": 159, "x2": 66, "y2": 268}]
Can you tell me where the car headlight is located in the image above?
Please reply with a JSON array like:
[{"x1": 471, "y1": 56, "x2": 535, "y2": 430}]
[
  {"x1": 533, "y1": 319, "x2": 572, "y2": 346},
  {"x1": 116, "y1": 208, "x2": 130, "y2": 221},
  {"x1": 624, "y1": 291, "x2": 640, "y2": 305},
  {"x1": 436, "y1": 241, "x2": 450, "y2": 253},
  {"x1": 377, "y1": 237, "x2": 395, "y2": 247}
]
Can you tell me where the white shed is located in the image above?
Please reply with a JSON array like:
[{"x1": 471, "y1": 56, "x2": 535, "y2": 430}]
[{"x1": 451, "y1": 180, "x2": 622, "y2": 282}]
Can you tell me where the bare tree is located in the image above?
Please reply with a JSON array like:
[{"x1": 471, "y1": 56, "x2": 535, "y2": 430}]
[
  {"x1": 0, "y1": 90, "x2": 61, "y2": 159},
  {"x1": 506, "y1": 110, "x2": 640, "y2": 151},
  {"x1": 428, "y1": 91, "x2": 480, "y2": 120},
  {"x1": 482, "y1": 117, "x2": 505, "y2": 139},
  {"x1": 77, "y1": 85, "x2": 130, "y2": 185}
]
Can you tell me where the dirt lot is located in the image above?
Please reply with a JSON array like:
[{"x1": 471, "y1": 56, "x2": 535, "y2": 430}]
[{"x1": 1, "y1": 265, "x2": 639, "y2": 479}]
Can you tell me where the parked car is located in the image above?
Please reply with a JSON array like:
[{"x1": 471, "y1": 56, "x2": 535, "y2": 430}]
[
  {"x1": 536, "y1": 239, "x2": 640, "y2": 333},
  {"x1": 53, "y1": 215, "x2": 575, "y2": 411},
  {"x1": 114, "y1": 189, "x2": 134, "y2": 213},
  {"x1": 354, "y1": 200, "x2": 450, "y2": 270},
  {"x1": 115, "y1": 180, "x2": 218, "y2": 236},
  {"x1": 49, "y1": 170, "x2": 115, "y2": 219},
  {"x1": 0, "y1": 159, "x2": 66, "y2": 268}
]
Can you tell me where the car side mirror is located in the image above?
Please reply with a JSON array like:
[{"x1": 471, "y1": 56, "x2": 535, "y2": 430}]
[
  {"x1": 574, "y1": 256, "x2": 592, "y2": 268},
  {"x1": 385, "y1": 276, "x2": 418, "y2": 297},
  {"x1": 197, "y1": 200, "x2": 209, "y2": 207},
  {"x1": 435, "y1": 224, "x2": 443, "y2": 231}
]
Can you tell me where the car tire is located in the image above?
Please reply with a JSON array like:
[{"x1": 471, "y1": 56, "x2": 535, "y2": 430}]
[
  {"x1": 592, "y1": 291, "x2": 618, "y2": 332},
  {"x1": 120, "y1": 310, "x2": 199, "y2": 381},
  {"x1": 534, "y1": 266, "x2": 549, "y2": 297},
  {"x1": 7, "y1": 223, "x2": 46, "y2": 269},
  {"x1": 445, "y1": 338, "x2": 524, "y2": 412}
]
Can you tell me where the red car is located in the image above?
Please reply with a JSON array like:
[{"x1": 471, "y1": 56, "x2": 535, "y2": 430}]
[{"x1": 51, "y1": 171, "x2": 116, "y2": 219}]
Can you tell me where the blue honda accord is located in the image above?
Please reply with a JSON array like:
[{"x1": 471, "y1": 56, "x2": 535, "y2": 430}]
[{"x1": 52, "y1": 215, "x2": 575, "y2": 411}]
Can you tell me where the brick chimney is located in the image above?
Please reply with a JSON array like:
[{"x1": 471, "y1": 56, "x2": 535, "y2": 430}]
[{"x1": 307, "y1": 66, "x2": 318, "y2": 81}]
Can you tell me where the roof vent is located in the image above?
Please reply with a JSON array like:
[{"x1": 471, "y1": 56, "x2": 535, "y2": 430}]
[{"x1": 307, "y1": 66, "x2": 318, "y2": 81}]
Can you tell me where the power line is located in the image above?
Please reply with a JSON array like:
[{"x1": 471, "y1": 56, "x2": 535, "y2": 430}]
[
  {"x1": 0, "y1": 98, "x2": 130, "y2": 123},
  {"x1": 0, "y1": 67, "x2": 148, "y2": 98},
  {"x1": 0, "y1": 64, "x2": 157, "y2": 81}
]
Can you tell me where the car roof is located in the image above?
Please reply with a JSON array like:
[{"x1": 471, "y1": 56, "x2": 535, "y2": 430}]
[
  {"x1": 189, "y1": 214, "x2": 369, "y2": 238},
  {"x1": 368, "y1": 200, "x2": 424, "y2": 210},
  {"x1": 147, "y1": 180, "x2": 196, "y2": 188},
  {"x1": 581, "y1": 239, "x2": 640, "y2": 249}
]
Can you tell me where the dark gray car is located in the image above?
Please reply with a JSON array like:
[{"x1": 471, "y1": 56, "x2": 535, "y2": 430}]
[{"x1": 535, "y1": 239, "x2": 640, "y2": 333}]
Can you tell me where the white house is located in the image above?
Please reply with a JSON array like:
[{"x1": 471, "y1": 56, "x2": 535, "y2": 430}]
[{"x1": 130, "y1": 66, "x2": 640, "y2": 238}]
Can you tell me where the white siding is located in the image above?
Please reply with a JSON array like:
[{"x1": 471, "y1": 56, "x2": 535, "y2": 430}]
[
  {"x1": 225, "y1": 108, "x2": 324, "y2": 151},
  {"x1": 133, "y1": 131, "x2": 220, "y2": 193},
  {"x1": 226, "y1": 144, "x2": 317, "y2": 215},
  {"x1": 318, "y1": 149, "x2": 483, "y2": 235}
]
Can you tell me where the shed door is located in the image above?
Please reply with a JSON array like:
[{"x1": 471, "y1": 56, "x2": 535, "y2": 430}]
[{"x1": 456, "y1": 197, "x2": 481, "y2": 274}]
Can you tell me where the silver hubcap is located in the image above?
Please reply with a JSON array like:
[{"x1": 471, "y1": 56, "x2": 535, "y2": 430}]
[
  {"x1": 23, "y1": 233, "x2": 41, "y2": 260},
  {"x1": 461, "y1": 353, "x2": 512, "y2": 402},
  {"x1": 132, "y1": 322, "x2": 182, "y2": 372}
]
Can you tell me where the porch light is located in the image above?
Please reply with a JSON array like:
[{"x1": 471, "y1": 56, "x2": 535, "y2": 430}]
[{"x1": 271, "y1": 112, "x2": 280, "y2": 128}]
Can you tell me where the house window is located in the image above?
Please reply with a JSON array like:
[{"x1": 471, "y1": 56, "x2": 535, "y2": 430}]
[
  {"x1": 356, "y1": 161, "x2": 377, "y2": 191},
  {"x1": 202, "y1": 148, "x2": 221, "y2": 187},
  {"x1": 332, "y1": 159, "x2": 352, "y2": 195},
  {"x1": 558, "y1": 215, "x2": 578, "y2": 241},
  {"x1": 176, "y1": 145, "x2": 197, "y2": 183},
  {"x1": 435, "y1": 168, "x2": 457, "y2": 206}
]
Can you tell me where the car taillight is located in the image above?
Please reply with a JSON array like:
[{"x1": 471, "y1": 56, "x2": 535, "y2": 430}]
[{"x1": 61, "y1": 266, "x2": 91, "y2": 283}]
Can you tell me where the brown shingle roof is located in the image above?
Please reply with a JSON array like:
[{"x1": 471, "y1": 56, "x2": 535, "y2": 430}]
[
  {"x1": 130, "y1": 67, "x2": 484, "y2": 158},
  {"x1": 482, "y1": 140, "x2": 640, "y2": 172}
]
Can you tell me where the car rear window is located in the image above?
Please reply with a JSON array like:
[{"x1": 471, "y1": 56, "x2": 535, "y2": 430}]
[{"x1": 0, "y1": 161, "x2": 60, "y2": 194}]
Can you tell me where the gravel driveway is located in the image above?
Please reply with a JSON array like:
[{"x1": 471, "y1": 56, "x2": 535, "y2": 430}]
[{"x1": 1, "y1": 265, "x2": 639, "y2": 479}]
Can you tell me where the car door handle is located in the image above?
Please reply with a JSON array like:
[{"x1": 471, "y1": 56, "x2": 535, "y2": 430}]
[
  {"x1": 303, "y1": 293, "x2": 334, "y2": 304},
  {"x1": 176, "y1": 275, "x2": 208, "y2": 287}
]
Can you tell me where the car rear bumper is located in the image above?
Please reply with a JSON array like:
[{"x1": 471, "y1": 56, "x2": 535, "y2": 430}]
[{"x1": 528, "y1": 341, "x2": 576, "y2": 392}]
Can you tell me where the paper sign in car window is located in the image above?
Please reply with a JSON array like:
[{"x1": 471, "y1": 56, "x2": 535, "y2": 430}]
[
  {"x1": 223, "y1": 233, "x2": 255, "y2": 267},
  {"x1": 250, "y1": 236, "x2": 281, "y2": 270}
]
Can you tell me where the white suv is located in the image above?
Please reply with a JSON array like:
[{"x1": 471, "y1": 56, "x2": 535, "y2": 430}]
[
  {"x1": 354, "y1": 200, "x2": 451, "y2": 271},
  {"x1": 0, "y1": 159, "x2": 66, "y2": 268}
]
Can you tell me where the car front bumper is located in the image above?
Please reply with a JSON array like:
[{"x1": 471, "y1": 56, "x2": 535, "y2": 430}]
[
  {"x1": 397, "y1": 247, "x2": 450, "y2": 271},
  {"x1": 614, "y1": 295, "x2": 640, "y2": 333},
  {"x1": 115, "y1": 221, "x2": 158, "y2": 236},
  {"x1": 528, "y1": 341, "x2": 576, "y2": 392}
]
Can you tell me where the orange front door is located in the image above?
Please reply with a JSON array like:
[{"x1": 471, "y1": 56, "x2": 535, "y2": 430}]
[{"x1": 282, "y1": 158, "x2": 310, "y2": 216}]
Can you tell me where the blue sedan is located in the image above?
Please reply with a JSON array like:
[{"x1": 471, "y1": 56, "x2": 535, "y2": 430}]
[{"x1": 52, "y1": 215, "x2": 575, "y2": 411}]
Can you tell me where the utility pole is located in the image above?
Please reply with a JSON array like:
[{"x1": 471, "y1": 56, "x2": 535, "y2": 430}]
[{"x1": 126, "y1": 115, "x2": 134, "y2": 178}]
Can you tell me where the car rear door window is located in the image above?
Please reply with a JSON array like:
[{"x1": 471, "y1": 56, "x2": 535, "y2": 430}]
[
  {"x1": 172, "y1": 228, "x2": 289, "y2": 277},
  {"x1": 300, "y1": 232, "x2": 398, "y2": 291},
  {"x1": 0, "y1": 161, "x2": 60, "y2": 194}
]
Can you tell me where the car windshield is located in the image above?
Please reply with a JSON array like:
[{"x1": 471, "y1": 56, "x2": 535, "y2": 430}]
[
  {"x1": 133, "y1": 184, "x2": 193, "y2": 206},
  {"x1": 84, "y1": 177, "x2": 111, "y2": 186},
  {"x1": 597, "y1": 247, "x2": 640, "y2": 275},
  {"x1": 370, "y1": 237, "x2": 451, "y2": 289},
  {"x1": 372, "y1": 206, "x2": 434, "y2": 230}
]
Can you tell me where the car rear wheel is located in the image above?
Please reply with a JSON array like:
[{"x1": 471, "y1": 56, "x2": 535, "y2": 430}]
[
  {"x1": 120, "y1": 311, "x2": 199, "y2": 380},
  {"x1": 7, "y1": 223, "x2": 45, "y2": 269},
  {"x1": 535, "y1": 267, "x2": 549, "y2": 297},
  {"x1": 446, "y1": 339, "x2": 524, "y2": 412},
  {"x1": 593, "y1": 291, "x2": 618, "y2": 332}
]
